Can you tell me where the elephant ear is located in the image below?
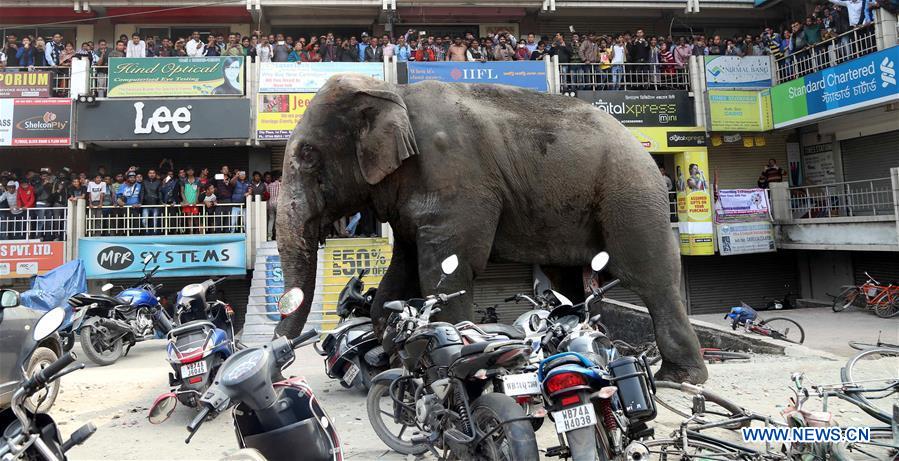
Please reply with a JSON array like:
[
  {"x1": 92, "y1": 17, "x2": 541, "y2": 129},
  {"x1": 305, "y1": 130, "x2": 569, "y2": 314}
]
[{"x1": 354, "y1": 88, "x2": 419, "y2": 185}]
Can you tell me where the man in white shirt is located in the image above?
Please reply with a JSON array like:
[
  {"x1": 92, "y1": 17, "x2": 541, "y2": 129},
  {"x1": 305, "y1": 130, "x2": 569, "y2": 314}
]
[
  {"x1": 126, "y1": 34, "x2": 146, "y2": 58},
  {"x1": 186, "y1": 31, "x2": 205, "y2": 57}
]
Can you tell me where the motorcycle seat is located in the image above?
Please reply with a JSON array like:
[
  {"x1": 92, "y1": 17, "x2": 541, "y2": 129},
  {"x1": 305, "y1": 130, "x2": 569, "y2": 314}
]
[
  {"x1": 460, "y1": 338, "x2": 524, "y2": 357},
  {"x1": 169, "y1": 320, "x2": 217, "y2": 337},
  {"x1": 70, "y1": 293, "x2": 120, "y2": 307},
  {"x1": 478, "y1": 323, "x2": 525, "y2": 340},
  {"x1": 543, "y1": 354, "x2": 585, "y2": 371}
]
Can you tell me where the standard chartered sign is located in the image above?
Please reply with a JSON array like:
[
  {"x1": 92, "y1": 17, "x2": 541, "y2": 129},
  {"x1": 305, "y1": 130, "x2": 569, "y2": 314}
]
[{"x1": 771, "y1": 47, "x2": 899, "y2": 128}]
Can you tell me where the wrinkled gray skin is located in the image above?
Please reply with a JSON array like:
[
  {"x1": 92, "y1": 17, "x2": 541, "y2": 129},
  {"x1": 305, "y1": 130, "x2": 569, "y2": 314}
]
[{"x1": 276, "y1": 74, "x2": 707, "y2": 384}]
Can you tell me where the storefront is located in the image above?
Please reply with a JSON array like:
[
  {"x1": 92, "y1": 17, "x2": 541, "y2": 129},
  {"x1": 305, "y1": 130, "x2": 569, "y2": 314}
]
[{"x1": 0, "y1": 98, "x2": 79, "y2": 171}]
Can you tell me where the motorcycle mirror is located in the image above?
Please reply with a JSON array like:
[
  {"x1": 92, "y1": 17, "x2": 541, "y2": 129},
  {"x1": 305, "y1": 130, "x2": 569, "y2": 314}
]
[
  {"x1": 528, "y1": 313, "x2": 542, "y2": 332},
  {"x1": 143, "y1": 254, "x2": 153, "y2": 265},
  {"x1": 101, "y1": 283, "x2": 114, "y2": 292},
  {"x1": 0, "y1": 289, "x2": 20, "y2": 308},
  {"x1": 33, "y1": 307, "x2": 66, "y2": 341},
  {"x1": 148, "y1": 393, "x2": 178, "y2": 424},
  {"x1": 440, "y1": 255, "x2": 459, "y2": 276},
  {"x1": 278, "y1": 288, "x2": 305, "y2": 318},
  {"x1": 591, "y1": 252, "x2": 610, "y2": 272}
]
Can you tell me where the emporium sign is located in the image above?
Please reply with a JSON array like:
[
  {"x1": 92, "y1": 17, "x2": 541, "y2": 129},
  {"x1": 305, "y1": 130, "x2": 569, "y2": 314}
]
[
  {"x1": 771, "y1": 46, "x2": 899, "y2": 128},
  {"x1": 0, "y1": 71, "x2": 52, "y2": 98},
  {"x1": 707, "y1": 90, "x2": 773, "y2": 132},
  {"x1": 0, "y1": 99, "x2": 72, "y2": 147},
  {"x1": 78, "y1": 235, "x2": 246, "y2": 279},
  {"x1": 258, "y1": 62, "x2": 384, "y2": 93},
  {"x1": 577, "y1": 91, "x2": 695, "y2": 126},
  {"x1": 704, "y1": 56, "x2": 773, "y2": 88},
  {"x1": 107, "y1": 57, "x2": 245, "y2": 97},
  {"x1": 407, "y1": 61, "x2": 549, "y2": 92}
]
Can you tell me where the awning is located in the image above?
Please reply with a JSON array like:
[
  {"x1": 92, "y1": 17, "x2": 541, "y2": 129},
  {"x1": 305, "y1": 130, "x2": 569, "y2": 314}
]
[
  {"x1": 0, "y1": 7, "x2": 97, "y2": 24},
  {"x1": 105, "y1": 7, "x2": 251, "y2": 24}
]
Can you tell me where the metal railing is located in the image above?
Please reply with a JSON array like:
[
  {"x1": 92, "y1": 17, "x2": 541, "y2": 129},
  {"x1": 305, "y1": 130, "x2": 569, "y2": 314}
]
[
  {"x1": 774, "y1": 24, "x2": 876, "y2": 83},
  {"x1": 89, "y1": 66, "x2": 108, "y2": 96},
  {"x1": 0, "y1": 66, "x2": 71, "y2": 97},
  {"x1": 558, "y1": 62, "x2": 691, "y2": 92},
  {"x1": 787, "y1": 177, "x2": 894, "y2": 219},
  {"x1": 84, "y1": 203, "x2": 246, "y2": 237},
  {"x1": 0, "y1": 207, "x2": 68, "y2": 241}
]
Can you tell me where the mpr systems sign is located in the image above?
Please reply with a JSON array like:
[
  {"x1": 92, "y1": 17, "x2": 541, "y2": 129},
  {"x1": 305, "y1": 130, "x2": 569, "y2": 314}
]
[
  {"x1": 76, "y1": 98, "x2": 251, "y2": 142},
  {"x1": 78, "y1": 235, "x2": 247, "y2": 279}
]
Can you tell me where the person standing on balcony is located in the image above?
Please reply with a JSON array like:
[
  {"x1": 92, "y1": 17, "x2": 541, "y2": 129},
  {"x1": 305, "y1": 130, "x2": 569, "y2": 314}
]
[
  {"x1": 272, "y1": 34, "x2": 290, "y2": 62},
  {"x1": 45, "y1": 33, "x2": 63, "y2": 67},
  {"x1": 829, "y1": 0, "x2": 866, "y2": 26},
  {"x1": 141, "y1": 169, "x2": 161, "y2": 234},
  {"x1": 266, "y1": 171, "x2": 280, "y2": 240},
  {"x1": 381, "y1": 34, "x2": 395, "y2": 60},
  {"x1": 126, "y1": 34, "x2": 146, "y2": 58},
  {"x1": 395, "y1": 35, "x2": 411, "y2": 62},
  {"x1": 493, "y1": 35, "x2": 515, "y2": 61},
  {"x1": 627, "y1": 29, "x2": 650, "y2": 87},
  {"x1": 4, "y1": 35, "x2": 18, "y2": 69},
  {"x1": 358, "y1": 33, "x2": 370, "y2": 62},
  {"x1": 530, "y1": 41, "x2": 548, "y2": 60},
  {"x1": 364, "y1": 37, "x2": 383, "y2": 62},
  {"x1": 256, "y1": 36, "x2": 273, "y2": 62},
  {"x1": 610, "y1": 34, "x2": 626, "y2": 90},
  {"x1": 16, "y1": 179, "x2": 35, "y2": 238},
  {"x1": 229, "y1": 170, "x2": 249, "y2": 232},
  {"x1": 108, "y1": 40, "x2": 126, "y2": 59},
  {"x1": 204, "y1": 36, "x2": 221, "y2": 57},
  {"x1": 673, "y1": 36, "x2": 691, "y2": 69},
  {"x1": 758, "y1": 159, "x2": 786, "y2": 189},
  {"x1": 524, "y1": 34, "x2": 538, "y2": 55},
  {"x1": 225, "y1": 33, "x2": 243, "y2": 57},
  {"x1": 85, "y1": 173, "x2": 107, "y2": 233},
  {"x1": 181, "y1": 168, "x2": 201, "y2": 234},
  {"x1": 1, "y1": 182, "x2": 23, "y2": 239},
  {"x1": 186, "y1": 31, "x2": 204, "y2": 57},
  {"x1": 15, "y1": 37, "x2": 36, "y2": 68},
  {"x1": 448, "y1": 37, "x2": 468, "y2": 62}
]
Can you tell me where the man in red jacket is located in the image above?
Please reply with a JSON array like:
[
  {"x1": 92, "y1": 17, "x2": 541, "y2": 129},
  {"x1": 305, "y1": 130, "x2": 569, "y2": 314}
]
[{"x1": 16, "y1": 180, "x2": 36, "y2": 239}]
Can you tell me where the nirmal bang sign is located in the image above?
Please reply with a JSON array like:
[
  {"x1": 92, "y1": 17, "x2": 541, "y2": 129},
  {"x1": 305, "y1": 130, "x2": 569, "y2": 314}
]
[{"x1": 78, "y1": 235, "x2": 246, "y2": 279}]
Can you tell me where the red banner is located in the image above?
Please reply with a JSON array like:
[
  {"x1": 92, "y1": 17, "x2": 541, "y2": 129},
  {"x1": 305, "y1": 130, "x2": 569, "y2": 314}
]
[{"x1": 0, "y1": 241, "x2": 65, "y2": 278}]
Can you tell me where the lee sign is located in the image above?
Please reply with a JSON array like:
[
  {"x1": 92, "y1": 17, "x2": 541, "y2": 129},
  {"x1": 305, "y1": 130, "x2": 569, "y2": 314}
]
[
  {"x1": 772, "y1": 46, "x2": 899, "y2": 128},
  {"x1": 78, "y1": 235, "x2": 246, "y2": 279},
  {"x1": 0, "y1": 242, "x2": 65, "y2": 279},
  {"x1": 76, "y1": 99, "x2": 251, "y2": 141}
]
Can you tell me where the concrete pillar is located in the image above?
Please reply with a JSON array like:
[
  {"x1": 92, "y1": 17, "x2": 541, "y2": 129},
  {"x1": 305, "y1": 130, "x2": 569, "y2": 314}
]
[
  {"x1": 689, "y1": 55, "x2": 706, "y2": 129},
  {"x1": 769, "y1": 182, "x2": 791, "y2": 223},
  {"x1": 247, "y1": 60, "x2": 258, "y2": 144},
  {"x1": 891, "y1": 167, "x2": 899, "y2": 242},
  {"x1": 548, "y1": 55, "x2": 559, "y2": 95},
  {"x1": 70, "y1": 57, "x2": 90, "y2": 99},
  {"x1": 875, "y1": 8, "x2": 898, "y2": 51}
]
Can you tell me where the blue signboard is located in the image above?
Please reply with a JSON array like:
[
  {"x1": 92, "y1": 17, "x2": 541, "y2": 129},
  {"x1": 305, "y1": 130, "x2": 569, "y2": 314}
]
[
  {"x1": 78, "y1": 234, "x2": 247, "y2": 279},
  {"x1": 407, "y1": 61, "x2": 549, "y2": 92},
  {"x1": 772, "y1": 46, "x2": 899, "y2": 128},
  {"x1": 264, "y1": 255, "x2": 283, "y2": 321}
]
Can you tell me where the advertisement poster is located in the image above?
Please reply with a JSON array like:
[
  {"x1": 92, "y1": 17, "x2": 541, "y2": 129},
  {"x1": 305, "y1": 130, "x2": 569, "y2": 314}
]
[
  {"x1": 78, "y1": 235, "x2": 246, "y2": 279},
  {"x1": 704, "y1": 56, "x2": 773, "y2": 88},
  {"x1": 676, "y1": 151, "x2": 714, "y2": 255},
  {"x1": 76, "y1": 99, "x2": 250, "y2": 141},
  {"x1": 802, "y1": 143, "x2": 836, "y2": 185},
  {"x1": 320, "y1": 238, "x2": 392, "y2": 329},
  {"x1": 0, "y1": 98, "x2": 72, "y2": 147},
  {"x1": 258, "y1": 62, "x2": 384, "y2": 93},
  {"x1": 0, "y1": 242, "x2": 65, "y2": 279},
  {"x1": 715, "y1": 189, "x2": 771, "y2": 222},
  {"x1": 628, "y1": 127, "x2": 708, "y2": 152},
  {"x1": 0, "y1": 71, "x2": 52, "y2": 98},
  {"x1": 717, "y1": 221, "x2": 776, "y2": 256},
  {"x1": 407, "y1": 61, "x2": 549, "y2": 92},
  {"x1": 771, "y1": 46, "x2": 899, "y2": 128},
  {"x1": 256, "y1": 93, "x2": 314, "y2": 140},
  {"x1": 577, "y1": 91, "x2": 695, "y2": 126},
  {"x1": 707, "y1": 89, "x2": 773, "y2": 131},
  {"x1": 107, "y1": 57, "x2": 245, "y2": 97}
]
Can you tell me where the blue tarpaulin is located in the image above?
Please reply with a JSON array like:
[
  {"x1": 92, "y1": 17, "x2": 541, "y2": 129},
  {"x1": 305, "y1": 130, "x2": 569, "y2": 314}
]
[{"x1": 20, "y1": 260, "x2": 87, "y2": 313}]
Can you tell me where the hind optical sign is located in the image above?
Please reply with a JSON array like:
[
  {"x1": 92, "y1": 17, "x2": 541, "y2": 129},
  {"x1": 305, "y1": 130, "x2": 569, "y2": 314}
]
[
  {"x1": 771, "y1": 46, "x2": 898, "y2": 128},
  {"x1": 78, "y1": 235, "x2": 246, "y2": 279}
]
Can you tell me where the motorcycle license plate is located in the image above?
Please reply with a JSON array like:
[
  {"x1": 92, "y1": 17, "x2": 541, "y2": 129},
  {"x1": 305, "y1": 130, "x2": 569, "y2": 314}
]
[
  {"x1": 343, "y1": 363, "x2": 360, "y2": 385},
  {"x1": 553, "y1": 403, "x2": 597, "y2": 434},
  {"x1": 180, "y1": 361, "x2": 208, "y2": 378},
  {"x1": 502, "y1": 373, "x2": 541, "y2": 397}
]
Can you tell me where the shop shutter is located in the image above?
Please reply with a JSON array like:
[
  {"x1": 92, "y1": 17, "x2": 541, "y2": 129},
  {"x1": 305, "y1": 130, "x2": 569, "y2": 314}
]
[
  {"x1": 473, "y1": 262, "x2": 534, "y2": 324},
  {"x1": 851, "y1": 252, "x2": 899, "y2": 285},
  {"x1": 840, "y1": 130, "x2": 899, "y2": 182},
  {"x1": 270, "y1": 145, "x2": 287, "y2": 173},
  {"x1": 708, "y1": 134, "x2": 789, "y2": 189},
  {"x1": 684, "y1": 252, "x2": 799, "y2": 314}
]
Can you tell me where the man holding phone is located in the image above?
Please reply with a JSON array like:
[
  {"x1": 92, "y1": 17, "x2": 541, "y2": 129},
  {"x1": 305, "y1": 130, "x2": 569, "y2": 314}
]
[
  {"x1": 272, "y1": 34, "x2": 290, "y2": 62},
  {"x1": 186, "y1": 31, "x2": 204, "y2": 57}
]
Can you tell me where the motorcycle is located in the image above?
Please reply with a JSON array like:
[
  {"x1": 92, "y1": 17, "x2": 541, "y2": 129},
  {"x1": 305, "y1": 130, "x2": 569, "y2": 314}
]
[
  {"x1": 160, "y1": 278, "x2": 237, "y2": 408},
  {"x1": 314, "y1": 269, "x2": 387, "y2": 392},
  {"x1": 366, "y1": 255, "x2": 539, "y2": 460},
  {"x1": 537, "y1": 253, "x2": 657, "y2": 460},
  {"x1": 0, "y1": 304, "x2": 96, "y2": 460},
  {"x1": 70, "y1": 256, "x2": 173, "y2": 366},
  {"x1": 148, "y1": 288, "x2": 343, "y2": 461}
]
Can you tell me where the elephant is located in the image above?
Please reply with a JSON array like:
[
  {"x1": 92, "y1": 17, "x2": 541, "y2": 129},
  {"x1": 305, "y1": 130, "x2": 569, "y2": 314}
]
[{"x1": 275, "y1": 74, "x2": 708, "y2": 384}]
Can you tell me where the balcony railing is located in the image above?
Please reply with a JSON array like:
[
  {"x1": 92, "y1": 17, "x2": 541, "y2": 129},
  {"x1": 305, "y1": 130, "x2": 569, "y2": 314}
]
[
  {"x1": 84, "y1": 203, "x2": 246, "y2": 237},
  {"x1": 774, "y1": 24, "x2": 876, "y2": 83},
  {"x1": 89, "y1": 66, "x2": 108, "y2": 96},
  {"x1": 558, "y1": 62, "x2": 691, "y2": 92},
  {"x1": 0, "y1": 206, "x2": 68, "y2": 241},
  {"x1": 787, "y1": 177, "x2": 894, "y2": 220}
]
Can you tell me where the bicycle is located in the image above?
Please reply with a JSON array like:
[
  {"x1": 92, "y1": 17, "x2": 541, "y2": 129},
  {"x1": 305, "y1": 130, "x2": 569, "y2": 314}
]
[
  {"x1": 849, "y1": 331, "x2": 899, "y2": 351},
  {"x1": 832, "y1": 272, "x2": 899, "y2": 318},
  {"x1": 725, "y1": 303, "x2": 806, "y2": 345}
]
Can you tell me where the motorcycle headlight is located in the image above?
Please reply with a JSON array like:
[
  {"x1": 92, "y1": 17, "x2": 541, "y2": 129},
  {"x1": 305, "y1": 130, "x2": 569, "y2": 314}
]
[{"x1": 181, "y1": 284, "x2": 204, "y2": 298}]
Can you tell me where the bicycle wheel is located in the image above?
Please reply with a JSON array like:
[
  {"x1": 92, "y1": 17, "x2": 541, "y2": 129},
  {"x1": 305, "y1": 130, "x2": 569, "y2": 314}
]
[
  {"x1": 758, "y1": 317, "x2": 805, "y2": 344},
  {"x1": 833, "y1": 288, "x2": 860, "y2": 312},
  {"x1": 653, "y1": 381, "x2": 747, "y2": 429},
  {"x1": 874, "y1": 298, "x2": 899, "y2": 318},
  {"x1": 642, "y1": 437, "x2": 739, "y2": 460},
  {"x1": 843, "y1": 347, "x2": 899, "y2": 416},
  {"x1": 849, "y1": 341, "x2": 879, "y2": 351},
  {"x1": 846, "y1": 427, "x2": 899, "y2": 461}
]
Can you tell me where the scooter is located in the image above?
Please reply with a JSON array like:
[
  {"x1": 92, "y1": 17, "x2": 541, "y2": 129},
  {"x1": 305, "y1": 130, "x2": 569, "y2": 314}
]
[
  {"x1": 0, "y1": 303, "x2": 96, "y2": 461},
  {"x1": 160, "y1": 278, "x2": 236, "y2": 408},
  {"x1": 148, "y1": 288, "x2": 343, "y2": 461},
  {"x1": 314, "y1": 269, "x2": 386, "y2": 391}
]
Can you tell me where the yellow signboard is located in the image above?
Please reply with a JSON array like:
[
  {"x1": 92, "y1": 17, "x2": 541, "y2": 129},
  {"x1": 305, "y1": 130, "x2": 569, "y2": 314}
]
[
  {"x1": 628, "y1": 127, "x2": 708, "y2": 153},
  {"x1": 707, "y1": 89, "x2": 773, "y2": 132},
  {"x1": 256, "y1": 93, "x2": 315, "y2": 140},
  {"x1": 676, "y1": 151, "x2": 714, "y2": 255},
  {"x1": 321, "y1": 238, "x2": 393, "y2": 330}
]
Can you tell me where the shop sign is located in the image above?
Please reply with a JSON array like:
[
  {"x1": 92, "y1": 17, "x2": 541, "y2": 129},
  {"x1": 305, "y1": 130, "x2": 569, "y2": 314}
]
[
  {"x1": 802, "y1": 143, "x2": 836, "y2": 185},
  {"x1": 715, "y1": 189, "x2": 771, "y2": 222},
  {"x1": 263, "y1": 255, "x2": 283, "y2": 321},
  {"x1": 577, "y1": 91, "x2": 695, "y2": 126},
  {"x1": 0, "y1": 241, "x2": 65, "y2": 279},
  {"x1": 0, "y1": 71, "x2": 52, "y2": 98},
  {"x1": 704, "y1": 56, "x2": 773, "y2": 88},
  {"x1": 78, "y1": 235, "x2": 246, "y2": 279},
  {"x1": 407, "y1": 61, "x2": 549, "y2": 92},
  {"x1": 107, "y1": 57, "x2": 245, "y2": 97},
  {"x1": 771, "y1": 46, "x2": 899, "y2": 128},
  {"x1": 707, "y1": 89, "x2": 773, "y2": 131},
  {"x1": 256, "y1": 93, "x2": 314, "y2": 140},
  {"x1": 717, "y1": 221, "x2": 776, "y2": 256},
  {"x1": 258, "y1": 62, "x2": 384, "y2": 93},
  {"x1": 0, "y1": 98, "x2": 72, "y2": 147},
  {"x1": 676, "y1": 151, "x2": 714, "y2": 255},
  {"x1": 76, "y1": 98, "x2": 250, "y2": 141},
  {"x1": 628, "y1": 127, "x2": 709, "y2": 152},
  {"x1": 321, "y1": 238, "x2": 392, "y2": 329}
]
